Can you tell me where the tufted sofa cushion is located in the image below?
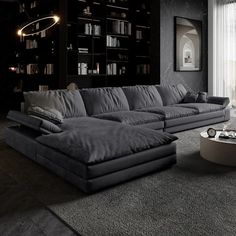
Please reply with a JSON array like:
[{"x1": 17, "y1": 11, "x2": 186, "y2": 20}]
[
  {"x1": 80, "y1": 87, "x2": 130, "y2": 116},
  {"x1": 156, "y1": 84, "x2": 186, "y2": 105},
  {"x1": 24, "y1": 90, "x2": 87, "y2": 119},
  {"x1": 122, "y1": 85, "x2": 163, "y2": 110}
]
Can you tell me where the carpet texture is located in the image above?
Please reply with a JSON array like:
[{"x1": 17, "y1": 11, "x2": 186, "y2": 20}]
[{"x1": 1, "y1": 119, "x2": 236, "y2": 235}]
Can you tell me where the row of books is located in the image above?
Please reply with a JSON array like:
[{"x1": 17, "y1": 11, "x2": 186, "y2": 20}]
[
  {"x1": 106, "y1": 36, "x2": 120, "y2": 47},
  {"x1": 107, "y1": 64, "x2": 127, "y2": 75},
  {"x1": 78, "y1": 62, "x2": 100, "y2": 75},
  {"x1": 107, "y1": 63, "x2": 117, "y2": 75},
  {"x1": 85, "y1": 24, "x2": 101, "y2": 36},
  {"x1": 136, "y1": 30, "x2": 143, "y2": 40},
  {"x1": 26, "y1": 64, "x2": 39, "y2": 74},
  {"x1": 136, "y1": 64, "x2": 150, "y2": 75},
  {"x1": 44, "y1": 64, "x2": 54, "y2": 75},
  {"x1": 111, "y1": 21, "x2": 131, "y2": 35},
  {"x1": 26, "y1": 39, "x2": 38, "y2": 49}
]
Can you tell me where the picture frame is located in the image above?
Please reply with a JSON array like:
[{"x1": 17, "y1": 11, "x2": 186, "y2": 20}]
[{"x1": 174, "y1": 16, "x2": 202, "y2": 72}]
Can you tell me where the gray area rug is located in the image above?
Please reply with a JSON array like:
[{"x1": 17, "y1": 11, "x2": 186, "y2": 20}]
[{"x1": 1, "y1": 118, "x2": 236, "y2": 235}]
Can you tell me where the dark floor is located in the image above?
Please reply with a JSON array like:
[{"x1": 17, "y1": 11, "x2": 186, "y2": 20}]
[{"x1": 0, "y1": 114, "x2": 80, "y2": 236}]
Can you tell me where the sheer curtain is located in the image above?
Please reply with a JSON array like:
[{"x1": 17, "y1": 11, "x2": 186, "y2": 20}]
[{"x1": 213, "y1": 0, "x2": 236, "y2": 106}]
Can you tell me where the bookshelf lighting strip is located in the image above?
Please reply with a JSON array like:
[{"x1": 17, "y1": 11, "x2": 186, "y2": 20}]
[{"x1": 17, "y1": 15, "x2": 60, "y2": 37}]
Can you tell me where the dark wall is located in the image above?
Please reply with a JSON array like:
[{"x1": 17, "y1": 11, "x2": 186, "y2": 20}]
[
  {"x1": 160, "y1": 0, "x2": 208, "y2": 92},
  {"x1": 0, "y1": 2, "x2": 18, "y2": 112}
]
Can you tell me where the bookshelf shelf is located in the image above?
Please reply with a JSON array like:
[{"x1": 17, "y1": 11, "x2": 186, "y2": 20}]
[{"x1": 106, "y1": 5, "x2": 129, "y2": 11}]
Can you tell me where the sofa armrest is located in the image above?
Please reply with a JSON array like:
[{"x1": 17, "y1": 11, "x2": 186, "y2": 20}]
[
  {"x1": 7, "y1": 110, "x2": 62, "y2": 134},
  {"x1": 207, "y1": 96, "x2": 230, "y2": 108}
]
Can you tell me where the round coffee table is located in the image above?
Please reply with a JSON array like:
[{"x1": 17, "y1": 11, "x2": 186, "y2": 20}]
[{"x1": 200, "y1": 131, "x2": 236, "y2": 166}]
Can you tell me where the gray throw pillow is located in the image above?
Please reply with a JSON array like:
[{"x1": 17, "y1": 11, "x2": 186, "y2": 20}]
[
  {"x1": 122, "y1": 85, "x2": 163, "y2": 110},
  {"x1": 7, "y1": 110, "x2": 62, "y2": 134},
  {"x1": 30, "y1": 116, "x2": 62, "y2": 134},
  {"x1": 183, "y1": 92, "x2": 198, "y2": 103},
  {"x1": 176, "y1": 84, "x2": 188, "y2": 98},
  {"x1": 196, "y1": 92, "x2": 207, "y2": 103},
  {"x1": 28, "y1": 106, "x2": 64, "y2": 124}
]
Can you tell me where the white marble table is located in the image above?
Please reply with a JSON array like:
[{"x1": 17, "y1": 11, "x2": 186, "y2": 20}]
[{"x1": 200, "y1": 131, "x2": 236, "y2": 167}]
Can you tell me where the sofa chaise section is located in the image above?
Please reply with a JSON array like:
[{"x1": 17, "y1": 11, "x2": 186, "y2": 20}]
[{"x1": 6, "y1": 116, "x2": 177, "y2": 193}]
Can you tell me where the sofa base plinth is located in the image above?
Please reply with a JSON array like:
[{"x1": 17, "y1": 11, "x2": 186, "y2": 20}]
[
  {"x1": 36, "y1": 153, "x2": 176, "y2": 193},
  {"x1": 165, "y1": 116, "x2": 226, "y2": 133}
]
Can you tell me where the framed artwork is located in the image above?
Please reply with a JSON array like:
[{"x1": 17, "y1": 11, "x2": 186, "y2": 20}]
[{"x1": 175, "y1": 17, "x2": 202, "y2": 72}]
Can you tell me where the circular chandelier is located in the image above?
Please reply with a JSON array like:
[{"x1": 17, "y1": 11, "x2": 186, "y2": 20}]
[{"x1": 17, "y1": 15, "x2": 60, "y2": 37}]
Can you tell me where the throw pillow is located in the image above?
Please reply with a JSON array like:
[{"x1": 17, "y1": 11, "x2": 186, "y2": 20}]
[
  {"x1": 182, "y1": 92, "x2": 198, "y2": 103},
  {"x1": 28, "y1": 106, "x2": 64, "y2": 124},
  {"x1": 7, "y1": 110, "x2": 62, "y2": 134},
  {"x1": 196, "y1": 92, "x2": 207, "y2": 103}
]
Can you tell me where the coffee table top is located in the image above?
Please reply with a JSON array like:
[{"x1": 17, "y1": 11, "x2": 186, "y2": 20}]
[{"x1": 201, "y1": 131, "x2": 236, "y2": 145}]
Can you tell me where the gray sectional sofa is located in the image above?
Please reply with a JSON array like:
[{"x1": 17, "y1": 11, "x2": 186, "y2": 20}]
[{"x1": 5, "y1": 84, "x2": 230, "y2": 193}]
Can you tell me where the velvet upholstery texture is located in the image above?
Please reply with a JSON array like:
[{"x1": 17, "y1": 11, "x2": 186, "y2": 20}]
[
  {"x1": 7, "y1": 110, "x2": 62, "y2": 134},
  {"x1": 122, "y1": 85, "x2": 163, "y2": 110},
  {"x1": 23, "y1": 90, "x2": 87, "y2": 118},
  {"x1": 138, "y1": 106, "x2": 198, "y2": 120},
  {"x1": 37, "y1": 117, "x2": 177, "y2": 164},
  {"x1": 182, "y1": 92, "x2": 198, "y2": 103},
  {"x1": 207, "y1": 96, "x2": 230, "y2": 108},
  {"x1": 156, "y1": 85, "x2": 184, "y2": 105},
  {"x1": 80, "y1": 87, "x2": 130, "y2": 116},
  {"x1": 94, "y1": 111, "x2": 164, "y2": 126},
  {"x1": 24, "y1": 90, "x2": 65, "y2": 114},
  {"x1": 196, "y1": 92, "x2": 207, "y2": 103},
  {"x1": 60, "y1": 90, "x2": 87, "y2": 118},
  {"x1": 173, "y1": 103, "x2": 223, "y2": 114},
  {"x1": 28, "y1": 106, "x2": 64, "y2": 124}
]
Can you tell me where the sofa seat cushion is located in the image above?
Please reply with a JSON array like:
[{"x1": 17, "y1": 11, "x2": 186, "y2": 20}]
[
  {"x1": 93, "y1": 111, "x2": 164, "y2": 126},
  {"x1": 165, "y1": 110, "x2": 225, "y2": 128},
  {"x1": 138, "y1": 106, "x2": 198, "y2": 120},
  {"x1": 172, "y1": 103, "x2": 223, "y2": 113},
  {"x1": 37, "y1": 117, "x2": 177, "y2": 165}
]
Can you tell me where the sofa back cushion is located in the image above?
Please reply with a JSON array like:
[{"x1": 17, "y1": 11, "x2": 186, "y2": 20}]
[
  {"x1": 80, "y1": 87, "x2": 130, "y2": 116},
  {"x1": 122, "y1": 85, "x2": 163, "y2": 110},
  {"x1": 60, "y1": 90, "x2": 87, "y2": 118},
  {"x1": 24, "y1": 90, "x2": 64, "y2": 113},
  {"x1": 24, "y1": 90, "x2": 87, "y2": 118},
  {"x1": 156, "y1": 84, "x2": 186, "y2": 105}
]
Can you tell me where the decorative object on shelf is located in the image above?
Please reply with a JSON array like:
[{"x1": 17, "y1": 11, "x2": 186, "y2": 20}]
[
  {"x1": 83, "y1": 6, "x2": 92, "y2": 16},
  {"x1": 39, "y1": 85, "x2": 49, "y2": 91},
  {"x1": 17, "y1": 15, "x2": 60, "y2": 37},
  {"x1": 67, "y1": 83, "x2": 78, "y2": 91},
  {"x1": 175, "y1": 17, "x2": 202, "y2": 72}
]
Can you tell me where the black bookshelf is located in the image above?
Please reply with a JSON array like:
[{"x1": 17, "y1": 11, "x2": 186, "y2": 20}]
[
  {"x1": 11, "y1": 0, "x2": 152, "y2": 92},
  {"x1": 65, "y1": 0, "x2": 151, "y2": 88},
  {"x1": 12, "y1": 0, "x2": 60, "y2": 92}
]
